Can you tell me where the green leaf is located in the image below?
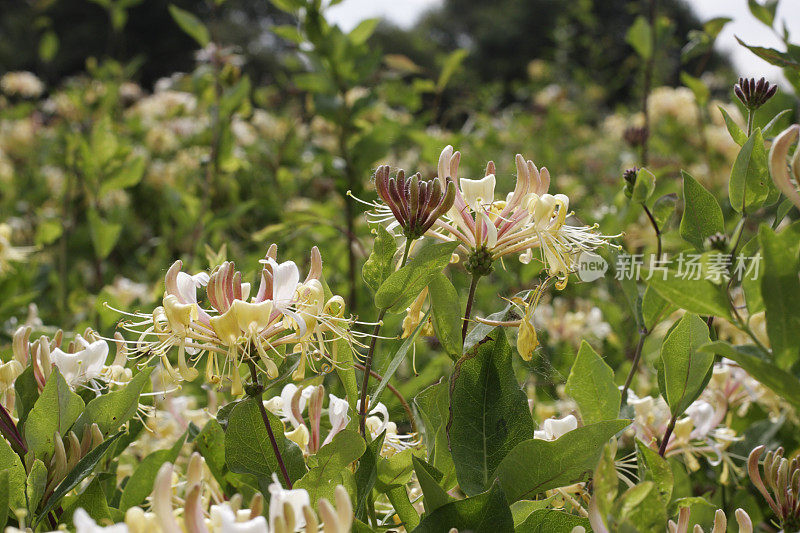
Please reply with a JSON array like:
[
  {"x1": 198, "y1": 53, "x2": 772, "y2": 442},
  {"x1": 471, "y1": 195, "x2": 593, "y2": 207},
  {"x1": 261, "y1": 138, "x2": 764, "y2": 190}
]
[
  {"x1": 414, "y1": 380, "x2": 455, "y2": 489},
  {"x1": 658, "y1": 313, "x2": 713, "y2": 416},
  {"x1": 24, "y1": 367, "x2": 85, "y2": 461},
  {"x1": 730, "y1": 129, "x2": 772, "y2": 213},
  {"x1": 637, "y1": 439, "x2": 673, "y2": 504},
  {"x1": 271, "y1": 25, "x2": 304, "y2": 44},
  {"x1": 376, "y1": 449, "x2": 415, "y2": 491},
  {"x1": 26, "y1": 459, "x2": 47, "y2": 515},
  {"x1": 718, "y1": 106, "x2": 747, "y2": 146},
  {"x1": 704, "y1": 17, "x2": 731, "y2": 39},
  {"x1": 428, "y1": 273, "x2": 463, "y2": 359},
  {"x1": 349, "y1": 18, "x2": 379, "y2": 45},
  {"x1": 73, "y1": 367, "x2": 152, "y2": 438},
  {"x1": 412, "y1": 455, "x2": 452, "y2": 514},
  {"x1": 38, "y1": 31, "x2": 59, "y2": 63},
  {"x1": 168, "y1": 4, "x2": 210, "y2": 47},
  {"x1": 701, "y1": 341, "x2": 800, "y2": 411},
  {"x1": 740, "y1": 237, "x2": 764, "y2": 314},
  {"x1": 759, "y1": 225, "x2": 800, "y2": 369},
  {"x1": 99, "y1": 155, "x2": 146, "y2": 196},
  {"x1": 762, "y1": 109, "x2": 793, "y2": 137},
  {"x1": 295, "y1": 430, "x2": 366, "y2": 504},
  {"x1": 413, "y1": 480, "x2": 514, "y2": 533},
  {"x1": 631, "y1": 167, "x2": 656, "y2": 204},
  {"x1": 334, "y1": 338, "x2": 359, "y2": 411},
  {"x1": 748, "y1": 0, "x2": 778, "y2": 27},
  {"x1": 736, "y1": 37, "x2": 800, "y2": 69},
  {"x1": 448, "y1": 327, "x2": 535, "y2": 496},
  {"x1": 62, "y1": 477, "x2": 111, "y2": 526},
  {"x1": 225, "y1": 398, "x2": 307, "y2": 485},
  {"x1": 35, "y1": 219, "x2": 63, "y2": 246},
  {"x1": 354, "y1": 432, "x2": 384, "y2": 521},
  {"x1": 362, "y1": 225, "x2": 397, "y2": 292},
  {"x1": 681, "y1": 72, "x2": 709, "y2": 106},
  {"x1": 651, "y1": 193, "x2": 678, "y2": 229},
  {"x1": 437, "y1": 49, "x2": 469, "y2": 92},
  {"x1": 0, "y1": 471, "x2": 9, "y2": 530},
  {"x1": 0, "y1": 431, "x2": 26, "y2": 511},
  {"x1": 495, "y1": 419, "x2": 630, "y2": 502},
  {"x1": 646, "y1": 271, "x2": 732, "y2": 320},
  {"x1": 626, "y1": 16, "x2": 653, "y2": 59},
  {"x1": 388, "y1": 485, "x2": 420, "y2": 530},
  {"x1": 680, "y1": 171, "x2": 724, "y2": 250},
  {"x1": 516, "y1": 509, "x2": 591, "y2": 532},
  {"x1": 565, "y1": 341, "x2": 620, "y2": 424},
  {"x1": 375, "y1": 242, "x2": 458, "y2": 311},
  {"x1": 371, "y1": 308, "x2": 430, "y2": 406},
  {"x1": 642, "y1": 285, "x2": 674, "y2": 331},
  {"x1": 87, "y1": 208, "x2": 122, "y2": 260},
  {"x1": 37, "y1": 432, "x2": 123, "y2": 524},
  {"x1": 14, "y1": 366, "x2": 39, "y2": 427},
  {"x1": 119, "y1": 432, "x2": 186, "y2": 511}
]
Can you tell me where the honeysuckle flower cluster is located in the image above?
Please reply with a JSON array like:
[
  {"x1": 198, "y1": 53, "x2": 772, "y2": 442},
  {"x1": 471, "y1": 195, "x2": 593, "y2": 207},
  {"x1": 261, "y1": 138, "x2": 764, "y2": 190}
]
[
  {"x1": 626, "y1": 390, "x2": 739, "y2": 478},
  {"x1": 15, "y1": 453, "x2": 353, "y2": 533},
  {"x1": 263, "y1": 383, "x2": 418, "y2": 458},
  {"x1": 10, "y1": 326, "x2": 131, "y2": 396},
  {"x1": 358, "y1": 146, "x2": 617, "y2": 287},
  {"x1": 122, "y1": 245, "x2": 362, "y2": 392},
  {"x1": 0, "y1": 71, "x2": 45, "y2": 99},
  {"x1": 264, "y1": 383, "x2": 351, "y2": 455}
]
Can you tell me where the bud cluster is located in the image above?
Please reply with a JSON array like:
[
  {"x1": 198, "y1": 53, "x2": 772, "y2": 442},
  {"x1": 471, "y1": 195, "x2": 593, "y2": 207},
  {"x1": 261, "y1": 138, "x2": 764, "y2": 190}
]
[
  {"x1": 748, "y1": 445, "x2": 800, "y2": 530},
  {"x1": 622, "y1": 167, "x2": 639, "y2": 198},
  {"x1": 734, "y1": 77, "x2": 777, "y2": 110},
  {"x1": 374, "y1": 165, "x2": 456, "y2": 240}
]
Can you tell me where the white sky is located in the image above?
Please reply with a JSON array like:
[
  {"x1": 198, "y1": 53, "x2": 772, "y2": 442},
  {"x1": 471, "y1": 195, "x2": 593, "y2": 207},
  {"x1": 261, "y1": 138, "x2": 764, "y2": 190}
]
[{"x1": 326, "y1": 0, "x2": 800, "y2": 82}]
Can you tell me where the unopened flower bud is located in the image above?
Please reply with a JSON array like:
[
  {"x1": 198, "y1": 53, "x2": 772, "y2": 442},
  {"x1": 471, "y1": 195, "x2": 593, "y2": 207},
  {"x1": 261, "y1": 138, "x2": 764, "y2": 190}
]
[
  {"x1": 734, "y1": 77, "x2": 777, "y2": 110},
  {"x1": 374, "y1": 165, "x2": 456, "y2": 240},
  {"x1": 704, "y1": 232, "x2": 728, "y2": 252}
]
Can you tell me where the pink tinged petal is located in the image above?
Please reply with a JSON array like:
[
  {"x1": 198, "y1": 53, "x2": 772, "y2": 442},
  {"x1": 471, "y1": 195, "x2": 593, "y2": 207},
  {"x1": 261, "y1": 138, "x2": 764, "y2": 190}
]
[
  {"x1": 164, "y1": 260, "x2": 183, "y2": 298},
  {"x1": 769, "y1": 124, "x2": 800, "y2": 210},
  {"x1": 437, "y1": 145, "x2": 454, "y2": 187},
  {"x1": 537, "y1": 166, "x2": 551, "y2": 195},
  {"x1": 306, "y1": 246, "x2": 323, "y2": 282}
]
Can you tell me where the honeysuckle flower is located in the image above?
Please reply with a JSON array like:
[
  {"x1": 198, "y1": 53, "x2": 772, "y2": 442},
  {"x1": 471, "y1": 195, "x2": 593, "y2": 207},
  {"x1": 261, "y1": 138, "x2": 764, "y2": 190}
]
[
  {"x1": 73, "y1": 508, "x2": 130, "y2": 532},
  {"x1": 265, "y1": 384, "x2": 351, "y2": 455},
  {"x1": 769, "y1": 124, "x2": 800, "y2": 211},
  {"x1": 0, "y1": 71, "x2": 44, "y2": 98},
  {"x1": 358, "y1": 400, "x2": 420, "y2": 456},
  {"x1": 424, "y1": 146, "x2": 617, "y2": 287},
  {"x1": 11, "y1": 326, "x2": 130, "y2": 393},
  {"x1": 209, "y1": 503, "x2": 268, "y2": 533},
  {"x1": 269, "y1": 474, "x2": 311, "y2": 531},
  {"x1": 535, "y1": 414, "x2": 578, "y2": 440},
  {"x1": 665, "y1": 506, "x2": 753, "y2": 533},
  {"x1": 121, "y1": 245, "x2": 362, "y2": 391},
  {"x1": 50, "y1": 335, "x2": 109, "y2": 387}
]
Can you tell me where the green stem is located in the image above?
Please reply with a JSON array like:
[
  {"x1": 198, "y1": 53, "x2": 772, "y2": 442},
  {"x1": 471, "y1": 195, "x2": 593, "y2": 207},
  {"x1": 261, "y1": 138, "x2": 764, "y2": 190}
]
[
  {"x1": 658, "y1": 414, "x2": 676, "y2": 457},
  {"x1": 620, "y1": 329, "x2": 647, "y2": 405},
  {"x1": 642, "y1": 203, "x2": 662, "y2": 259},
  {"x1": 245, "y1": 357, "x2": 292, "y2": 488},
  {"x1": 358, "y1": 240, "x2": 413, "y2": 436},
  {"x1": 461, "y1": 274, "x2": 481, "y2": 341}
]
